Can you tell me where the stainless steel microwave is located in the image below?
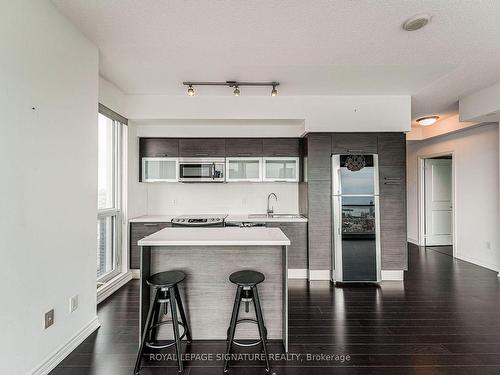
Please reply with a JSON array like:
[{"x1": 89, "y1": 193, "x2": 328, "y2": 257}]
[{"x1": 178, "y1": 158, "x2": 225, "y2": 182}]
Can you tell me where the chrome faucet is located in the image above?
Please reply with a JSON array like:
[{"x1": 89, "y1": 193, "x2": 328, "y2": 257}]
[{"x1": 267, "y1": 193, "x2": 278, "y2": 215}]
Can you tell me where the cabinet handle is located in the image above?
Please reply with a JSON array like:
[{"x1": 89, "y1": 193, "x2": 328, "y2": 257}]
[
  {"x1": 143, "y1": 223, "x2": 159, "y2": 226},
  {"x1": 384, "y1": 177, "x2": 402, "y2": 181},
  {"x1": 237, "y1": 153, "x2": 252, "y2": 156},
  {"x1": 384, "y1": 181, "x2": 401, "y2": 185},
  {"x1": 195, "y1": 153, "x2": 209, "y2": 156},
  {"x1": 155, "y1": 154, "x2": 168, "y2": 157}
]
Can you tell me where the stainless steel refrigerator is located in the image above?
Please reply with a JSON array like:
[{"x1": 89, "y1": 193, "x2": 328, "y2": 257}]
[{"x1": 332, "y1": 154, "x2": 381, "y2": 283}]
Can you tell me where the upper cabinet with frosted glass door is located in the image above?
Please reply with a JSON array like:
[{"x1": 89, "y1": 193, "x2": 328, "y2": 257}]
[
  {"x1": 226, "y1": 157, "x2": 263, "y2": 182},
  {"x1": 263, "y1": 157, "x2": 300, "y2": 182},
  {"x1": 142, "y1": 157, "x2": 179, "y2": 182}
]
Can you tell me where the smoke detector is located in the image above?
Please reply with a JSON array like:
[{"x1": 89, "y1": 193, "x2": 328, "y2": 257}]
[{"x1": 402, "y1": 14, "x2": 431, "y2": 31}]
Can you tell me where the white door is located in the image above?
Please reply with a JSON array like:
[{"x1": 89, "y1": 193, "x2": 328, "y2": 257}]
[{"x1": 424, "y1": 158, "x2": 453, "y2": 246}]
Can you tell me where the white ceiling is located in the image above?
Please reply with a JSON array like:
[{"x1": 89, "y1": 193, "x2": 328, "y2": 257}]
[{"x1": 53, "y1": 0, "x2": 500, "y2": 123}]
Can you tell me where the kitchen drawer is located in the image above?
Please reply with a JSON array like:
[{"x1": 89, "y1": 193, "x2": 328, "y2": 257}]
[
  {"x1": 179, "y1": 138, "x2": 225, "y2": 157},
  {"x1": 332, "y1": 133, "x2": 377, "y2": 154},
  {"x1": 140, "y1": 138, "x2": 179, "y2": 157},
  {"x1": 267, "y1": 222, "x2": 308, "y2": 269},
  {"x1": 225, "y1": 138, "x2": 263, "y2": 157},
  {"x1": 129, "y1": 222, "x2": 171, "y2": 269},
  {"x1": 262, "y1": 138, "x2": 300, "y2": 157}
]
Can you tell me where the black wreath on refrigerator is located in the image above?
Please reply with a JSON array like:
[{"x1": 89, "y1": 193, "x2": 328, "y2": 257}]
[{"x1": 345, "y1": 155, "x2": 366, "y2": 172}]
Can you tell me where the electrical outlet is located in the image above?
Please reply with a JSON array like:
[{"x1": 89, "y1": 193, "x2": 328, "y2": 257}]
[
  {"x1": 69, "y1": 295, "x2": 79, "y2": 312},
  {"x1": 44, "y1": 309, "x2": 54, "y2": 329}
]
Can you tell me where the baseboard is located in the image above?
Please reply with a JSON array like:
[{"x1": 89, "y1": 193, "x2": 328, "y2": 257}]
[
  {"x1": 288, "y1": 269, "x2": 308, "y2": 279},
  {"x1": 381, "y1": 270, "x2": 404, "y2": 281},
  {"x1": 308, "y1": 269, "x2": 331, "y2": 281},
  {"x1": 130, "y1": 269, "x2": 141, "y2": 279},
  {"x1": 31, "y1": 316, "x2": 100, "y2": 375},
  {"x1": 97, "y1": 271, "x2": 133, "y2": 304},
  {"x1": 407, "y1": 237, "x2": 420, "y2": 246},
  {"x1": 455, "y1": 254, "x2": 499, "y2": 273}
]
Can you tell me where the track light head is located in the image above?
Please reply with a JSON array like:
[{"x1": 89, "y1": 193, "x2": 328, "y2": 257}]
[
  {"x1": 271, "y1": 85, "x2": 278, "y2": 96},
  {"x1": 233, "y1": 86, "x2": 240, "y2": 96},
  {"x1": 187, "y1": 85, "x2": 195, "y2": 96}
]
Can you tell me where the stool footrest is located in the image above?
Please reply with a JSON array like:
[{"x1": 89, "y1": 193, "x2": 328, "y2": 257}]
[
  {"x1": 227, "y1": 318, "x2": 268, "y2": 347},
  {"x1": 145, "y1": 320, "x2": 187, "y2": 349}
]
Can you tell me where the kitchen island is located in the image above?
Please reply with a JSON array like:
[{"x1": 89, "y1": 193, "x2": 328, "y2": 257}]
[{"x1": 138, "y1": 226, "x2": 291, "y2": 350}]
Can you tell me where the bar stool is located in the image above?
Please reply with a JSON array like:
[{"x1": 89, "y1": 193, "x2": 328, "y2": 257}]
[
  {"x1": 134, "y1": 270, "x2": 192, "y2": 374},
  {"x1": 224, "y1": 270, "x2": 270, "y2": 373}
]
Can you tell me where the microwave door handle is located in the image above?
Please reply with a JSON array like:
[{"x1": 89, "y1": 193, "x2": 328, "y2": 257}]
[{"x1": 212, "y1": 163, "x2": 216, "y2": 180}]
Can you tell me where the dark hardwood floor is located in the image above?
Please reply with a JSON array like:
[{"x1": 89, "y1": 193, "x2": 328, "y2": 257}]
[{"x1": 51, "y1": 243, "x2": 500, "y2": 374}]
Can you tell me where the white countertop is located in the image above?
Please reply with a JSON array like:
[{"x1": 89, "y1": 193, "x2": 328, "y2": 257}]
[
  {"x1": 226, "y1": 214, "x2": 308, "y2": 223},
  {"x1": 129, "y1": 215, "x2": 177, "y2": 223},
  {"x1": 129, "y1": 214, "x2": 308, "y2": 223},
  {"x1": 138, "y1": 227, "x2": 291, "y2": 246}
]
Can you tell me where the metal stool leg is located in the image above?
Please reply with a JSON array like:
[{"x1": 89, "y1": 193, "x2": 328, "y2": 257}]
[
  {"x1": 169, "y1": 286, "x2": 183, "y2": 372},
  {"x1": 134, "y1": 289, "x2": 159, "y2": 375},
  {"x1": 174, "y1": 285, "x2": 192, "y2": 342},
  {"x1": 149, "y1": 297, "x2": 162, "y2": 342},
  {"x1": 252, "y1": 286, "x2": 271, "y2": 372},
  {"x1": 224, "y1": 286, "x2": 242, "y2": 373}
]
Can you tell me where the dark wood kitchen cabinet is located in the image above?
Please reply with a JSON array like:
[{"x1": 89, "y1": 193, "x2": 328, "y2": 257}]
[
  {"x1": 129, "y1": 222, "x2": 171, "y2": 269},
  {"x1": 225, "y1": 138, "x2": 263, "y2": 157},
  {"x1": 140, "y1": 138, "x2": 179, "y2": 157},
  {"x1": 373, "y1": 132, "x2": 407, "y2": 270},
  {"x1": 262, "y1": 138, "x2": 300, "y2": 157},
  {"x1": 332, "y1": 133, "x2": 377, "y2": 154},
  {"x1": 267, "y1": 222, "x2": 308, "y2": 269},
  {"x1": 179, "y1": 138, "x2": 225, "y2": 157},
  {"x1": 377, "y1": 133, "x2": 406, "y2": 166}
]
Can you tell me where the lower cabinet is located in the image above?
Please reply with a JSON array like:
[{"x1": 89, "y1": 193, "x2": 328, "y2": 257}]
[
  {"x1": 129, "y1": 222, "x2": 171, "y2": 269},
  {"x1": 267, "y1": 222, "x2": 308, "y2": 270}
]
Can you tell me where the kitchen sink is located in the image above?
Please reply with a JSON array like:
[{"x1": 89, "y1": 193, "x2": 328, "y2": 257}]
[{"x1": 269, "y1": 214, "x2": 303, "y2": 218}]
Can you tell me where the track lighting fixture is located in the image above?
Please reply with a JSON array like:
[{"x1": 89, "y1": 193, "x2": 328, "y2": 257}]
[
  {"x1": 271, "y1": 85, "x2": 278, "y2": 96},
  {"x1": 183, "y1": 81, "x2": 279, "y2": 96}
]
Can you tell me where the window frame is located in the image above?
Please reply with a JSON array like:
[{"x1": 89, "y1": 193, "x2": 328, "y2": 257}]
[{"x1": 97, "y1": 110, "x2": 125, "y2": 283}]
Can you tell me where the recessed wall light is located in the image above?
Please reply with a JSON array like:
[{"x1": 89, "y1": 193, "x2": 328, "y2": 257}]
[
  {"x1": 402, "y1": 13, "x2": 431, "y2": 31},
  {"x1": 417, "y1": 115, "x2": 439, "y2": 126}
]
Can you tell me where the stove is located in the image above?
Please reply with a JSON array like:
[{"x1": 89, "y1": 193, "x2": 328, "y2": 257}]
[{"x1": 171, "y1": 214, "x2": 227, "y2": 227}]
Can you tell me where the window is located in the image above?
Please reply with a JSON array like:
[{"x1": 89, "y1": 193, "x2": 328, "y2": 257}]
[{"x1": 97, "y1": 109, "x2": 126, "y2": 283}]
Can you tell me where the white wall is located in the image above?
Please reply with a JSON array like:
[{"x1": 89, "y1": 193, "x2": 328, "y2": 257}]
[
  {"x1": 0, "y1": 1, "x2": 99, "y2": 373},
  {"x1": 146, "y1": 182, "x2": 298, "y2": 215},
  {"x1": 99, "y1": 76, "x2": 127, "y2": 116},
  {"x1": 126, "y1": 94, "x2": 411, "y2": 132},
  {"x1": 407, "y1": 123, "x2": 500, "y2": 271}
]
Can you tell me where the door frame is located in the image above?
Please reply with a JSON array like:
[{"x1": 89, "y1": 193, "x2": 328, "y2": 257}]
[{"x1": 417, "y1": 151, "x2": 456, "y2": 257}]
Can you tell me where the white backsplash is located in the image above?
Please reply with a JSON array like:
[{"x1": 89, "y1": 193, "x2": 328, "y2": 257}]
[{"x1": 146, "y1": 182, "x2": 299, "y2": 215}]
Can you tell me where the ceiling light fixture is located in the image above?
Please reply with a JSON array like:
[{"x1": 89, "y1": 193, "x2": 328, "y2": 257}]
[
  {"x1": 402, "y1": 13, "x2": 431, "y2": 31},
  {"x1": 416, "y1": 115, "x2": 439, "y2": 126},
  {"x1": 271, "y1": 85, "x2": 278, "y2": 96},
  {"x1": 183, "y1": 81, "x2": 279, "y2": 96}
]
